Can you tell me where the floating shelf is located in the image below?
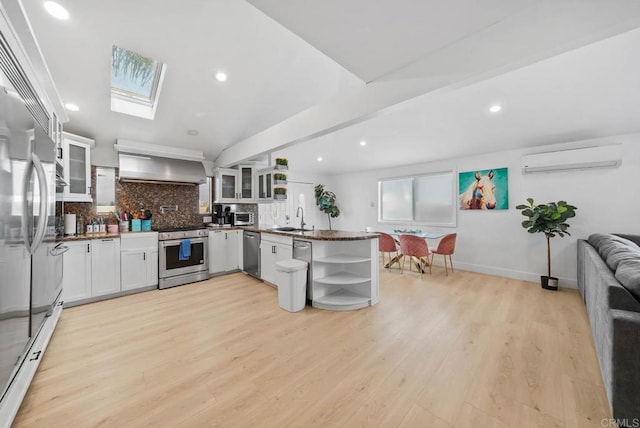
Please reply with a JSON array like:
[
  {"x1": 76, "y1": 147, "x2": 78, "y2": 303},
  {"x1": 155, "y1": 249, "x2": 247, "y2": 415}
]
[
  {"x1": 313, "y1": 289, "x2": 371, "y2": 311},
  {"x1": 314, "y1": 255, "x2": 370, "y2": 264},
  {"x1": 314, "y1": 272, "x2": 370, "y2": 285}
]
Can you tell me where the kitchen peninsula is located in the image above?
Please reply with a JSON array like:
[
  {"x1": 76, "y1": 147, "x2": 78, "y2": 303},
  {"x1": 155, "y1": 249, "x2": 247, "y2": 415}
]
[{"x1": 243, "y1": 226, "x2": 379, "y2": 311}]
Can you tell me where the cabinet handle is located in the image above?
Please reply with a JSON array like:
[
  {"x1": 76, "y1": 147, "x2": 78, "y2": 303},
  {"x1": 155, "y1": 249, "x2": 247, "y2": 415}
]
[
  {"x1": 144, "y1": 252, "x2": 146, "y2": 261},
  {"x1": 87, "y1": 243, "x2": 90, "y2": 253},
  {"x1": 102, "y1": 239, "x2": 113, "y2": 242}
]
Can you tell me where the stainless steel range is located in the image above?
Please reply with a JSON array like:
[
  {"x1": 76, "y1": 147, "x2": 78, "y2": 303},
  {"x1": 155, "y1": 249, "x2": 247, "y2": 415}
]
[{"x1": 158, "y1": 226, "x2": 209, "y2": 289}]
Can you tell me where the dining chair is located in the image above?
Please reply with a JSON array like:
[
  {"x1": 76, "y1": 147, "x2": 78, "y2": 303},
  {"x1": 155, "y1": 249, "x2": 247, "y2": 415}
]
[
  {"x1": 378, "y1": 232, "x2": 400, "y2": 271},
  {"x1": 431, "y1": 233, "x2": 457, "y2": 275},
  {"x1": 398, "y1": 234, "x2": 432, "y2": 278}
]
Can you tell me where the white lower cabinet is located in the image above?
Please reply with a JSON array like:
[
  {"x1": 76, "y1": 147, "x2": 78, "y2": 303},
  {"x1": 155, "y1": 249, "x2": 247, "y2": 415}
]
[
  {"x1": 259, "y1": 233, "x2": 293, "y2": 286},
  {"x1": 120, "y1": 232, "x2": 159, "y2": 291},
  {"x1": 208, "y1": 230, "x2": 240, "y2": 275},
  {"x1": 62, "y1": 238, "x2": 121, "y2": 305},
  {"x1": 91, "y1": 238, "x2": 121, "y2": 297}
]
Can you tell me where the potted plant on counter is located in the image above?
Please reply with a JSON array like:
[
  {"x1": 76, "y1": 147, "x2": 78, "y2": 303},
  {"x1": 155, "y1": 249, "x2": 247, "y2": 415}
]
[
  {"x1": 274, "y1": 187, "x2": 287, "y2": 200},
  {"x1": 314, "y1": 184, "x2": 340, "y2": 230},
  {"x1": 516, "y1": 198, "x2": 577, "y2": 290}
]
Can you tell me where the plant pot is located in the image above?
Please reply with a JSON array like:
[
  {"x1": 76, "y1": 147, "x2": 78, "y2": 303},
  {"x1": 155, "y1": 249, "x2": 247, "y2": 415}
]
[
  {"x1": 540, "y1": 276, "x2": 558, "y2": 291},
  {"x1": 274, "y1": 194, "x2": 287, "y2": 200},
  {"x1": 275, "y1": 165, "x2": 288, "y2": 170}
]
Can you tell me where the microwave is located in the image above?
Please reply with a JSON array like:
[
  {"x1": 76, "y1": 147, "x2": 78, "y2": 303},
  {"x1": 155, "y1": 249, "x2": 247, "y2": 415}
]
[{"x1": 234, "y1": 212, "x2": 254, "y2": 226}]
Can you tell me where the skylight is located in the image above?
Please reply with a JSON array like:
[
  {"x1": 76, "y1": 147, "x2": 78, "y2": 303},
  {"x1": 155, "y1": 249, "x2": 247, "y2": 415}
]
[{"x1": 110, "y1": 46, "x2": 166, "y2": 120}]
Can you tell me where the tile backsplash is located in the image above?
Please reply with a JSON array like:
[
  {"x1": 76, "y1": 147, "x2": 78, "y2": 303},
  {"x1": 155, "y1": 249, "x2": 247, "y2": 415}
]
[{"x1": 64, "y1": 166, "x2": 216, "y2": 229}]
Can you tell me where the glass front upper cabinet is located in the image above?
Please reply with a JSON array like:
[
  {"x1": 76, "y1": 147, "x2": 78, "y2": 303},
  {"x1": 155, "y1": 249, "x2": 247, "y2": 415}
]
[{"x1": 62, "y1": 132, "x2": 93, "y2": 202}]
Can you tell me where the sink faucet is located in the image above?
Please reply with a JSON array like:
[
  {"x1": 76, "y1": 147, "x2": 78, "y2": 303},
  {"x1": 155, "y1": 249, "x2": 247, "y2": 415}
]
[{"x1": 296, "y1": 206, "x2": 306, "y2": 230}]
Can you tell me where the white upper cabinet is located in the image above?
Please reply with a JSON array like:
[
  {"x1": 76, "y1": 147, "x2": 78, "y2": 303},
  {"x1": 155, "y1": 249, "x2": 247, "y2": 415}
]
[
  {"x1": 62, "y1": 132, "x2": 93, "y2": 202},
  {"x1": 214, "y1": 165, "x2": 254, "y2": 202}
]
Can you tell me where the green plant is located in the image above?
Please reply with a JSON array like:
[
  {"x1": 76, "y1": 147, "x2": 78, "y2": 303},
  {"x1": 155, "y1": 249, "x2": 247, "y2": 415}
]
[
  {"x1": 274, "y1": 187, "x2": 287, "y2": 195},
  {"x1": 274, "y1": 173, "x2": 287, "y2": 181},
  {"x1": 314, "y1": 184, "x2": 340, "y2": 230},
  {"x1": 515, "y1": 198, "x2": 577, "y2": 278},
  {"x1": 275, "y1": 158, "x2": 288, "y2": 166}
]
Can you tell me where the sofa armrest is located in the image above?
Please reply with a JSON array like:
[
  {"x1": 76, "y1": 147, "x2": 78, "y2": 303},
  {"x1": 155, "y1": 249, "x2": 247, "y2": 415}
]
[{"x1": 610, "y1": 309, "x2": 640, "y2": 421}]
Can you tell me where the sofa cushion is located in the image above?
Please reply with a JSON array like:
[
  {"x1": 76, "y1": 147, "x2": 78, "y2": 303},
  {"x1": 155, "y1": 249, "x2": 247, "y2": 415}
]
[
  {"x1": 588, "y1": 233, "x2": 640, "y2": 262},
  {"x1": 606, "y1": 245, "x2": 640, "y2": 271},
  {"x1": 615, "y1": 259, "x2": 640, "y2": 303}
]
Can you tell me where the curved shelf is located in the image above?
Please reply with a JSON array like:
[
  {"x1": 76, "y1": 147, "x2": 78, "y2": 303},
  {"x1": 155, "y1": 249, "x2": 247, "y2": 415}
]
[
  {"x1": 314, "y1": 272, "x2": 370, "y2": 285},
  {"x1": 314, "y1": 255, "x2": 370, "y2": 264},
  {"x1": 313, "y1": 289, "x2": 371, "y2": 311}
]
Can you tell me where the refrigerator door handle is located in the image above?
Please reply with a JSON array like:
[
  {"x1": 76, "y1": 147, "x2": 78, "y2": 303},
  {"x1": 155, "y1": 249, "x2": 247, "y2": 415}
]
[{"x1": 28, "y1": 153, "x2": 49, "y2": 255}]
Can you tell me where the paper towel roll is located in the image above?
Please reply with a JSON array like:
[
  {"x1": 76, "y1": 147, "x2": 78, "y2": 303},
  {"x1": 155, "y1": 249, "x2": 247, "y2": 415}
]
[{"x1": 64, "y1": 214, "x2": 76, "y2": 236}]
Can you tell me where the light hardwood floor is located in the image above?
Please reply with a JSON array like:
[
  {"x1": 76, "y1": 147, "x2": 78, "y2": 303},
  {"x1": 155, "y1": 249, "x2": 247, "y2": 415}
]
[{"x1": 14, "y1": 265, "x2": 610, "y2": 427}]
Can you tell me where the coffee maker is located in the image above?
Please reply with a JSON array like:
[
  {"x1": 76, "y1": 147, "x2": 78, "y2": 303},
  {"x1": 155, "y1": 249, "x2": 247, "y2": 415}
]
[{"x1": 213, "y1": 204, "x2": 234, "y2": 226}]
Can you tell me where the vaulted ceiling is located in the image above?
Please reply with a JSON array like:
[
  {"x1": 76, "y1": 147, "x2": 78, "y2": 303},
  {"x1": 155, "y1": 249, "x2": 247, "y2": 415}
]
[{"x1": 21, "y1": 0, "x2": 640, "y2": 173}]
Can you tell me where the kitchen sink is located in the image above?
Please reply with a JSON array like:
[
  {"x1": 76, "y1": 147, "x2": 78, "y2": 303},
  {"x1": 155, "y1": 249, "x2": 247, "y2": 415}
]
[{"x1": 272, "y1": 227, "x2": 313, "y2": 232}]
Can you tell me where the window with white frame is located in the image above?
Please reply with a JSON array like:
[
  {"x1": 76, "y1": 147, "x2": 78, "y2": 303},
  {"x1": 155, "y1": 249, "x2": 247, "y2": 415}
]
[{"x1": 378, "y1": 171, "x2": 456, "y2": 226}]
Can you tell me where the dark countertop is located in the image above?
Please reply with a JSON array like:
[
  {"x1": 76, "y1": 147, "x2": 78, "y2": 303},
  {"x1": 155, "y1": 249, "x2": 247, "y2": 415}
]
[
  {"x1": 209, "y1": 225, "x2": 377, "y2": 241},
  {"x1": 57, "y1": 233, "x2": 121, "y2": 241}
]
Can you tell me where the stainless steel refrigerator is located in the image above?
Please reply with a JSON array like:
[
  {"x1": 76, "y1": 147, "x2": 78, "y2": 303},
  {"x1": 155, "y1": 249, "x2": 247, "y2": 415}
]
[{"x1": 0, "y1": 75, "x2": 63, "y2": 404}]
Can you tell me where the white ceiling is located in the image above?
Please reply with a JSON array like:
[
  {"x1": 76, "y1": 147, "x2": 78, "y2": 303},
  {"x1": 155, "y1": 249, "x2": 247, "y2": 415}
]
[
  {"x1": 18, "y1": 0, "x2": 640, "y2": 173},
  {"x1": 247, "y1": 0, "x2": 532, "y2": 82},
  {"x1": 272, "y1": 27, "x2": 640, "y2": 175},
  {"x1": 20, "y1": 0, "x2": 362, "y2": 161}
]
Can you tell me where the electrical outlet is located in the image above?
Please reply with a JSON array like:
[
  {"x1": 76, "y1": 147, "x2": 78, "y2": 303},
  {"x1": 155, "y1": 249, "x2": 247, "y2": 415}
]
[{"x1": 203, "y1": 216, "x2": 212, "y2": 223}]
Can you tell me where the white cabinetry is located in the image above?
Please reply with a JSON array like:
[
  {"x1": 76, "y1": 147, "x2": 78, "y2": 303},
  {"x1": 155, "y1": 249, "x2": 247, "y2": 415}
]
[
  {"x1": 311, "y1": 238, "x2": 379, "y2": 311},
  {"x1": 256, "y1": 167, "x2": 287, "y2": 202},
  {"x1": 259, "y1": 233, "x2": 293, "y2": 286},
  {"x1": 91, "y1": 238, "x2": 121, "y2": 297},
  {"x1": 62, "y1": 132, "x2": 93, "y2": 202},
  {"x1": 62, "y1": 238, "x2": 122, "y2": 306},
  {"x1": 121, "y1": 232, "x2": 159, "y2": 291},
  {"x1": 208, "y1": 230, "x2": 240, "y2": 275},
  {"x1": 214, "y1": 165, "x2": 254, "y2": 202}
]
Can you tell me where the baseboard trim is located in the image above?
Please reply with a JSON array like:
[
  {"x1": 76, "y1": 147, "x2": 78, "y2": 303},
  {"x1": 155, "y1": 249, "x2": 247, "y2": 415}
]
[{"x1": 453, "y1": 262, "x2": 578, "y2": 289}]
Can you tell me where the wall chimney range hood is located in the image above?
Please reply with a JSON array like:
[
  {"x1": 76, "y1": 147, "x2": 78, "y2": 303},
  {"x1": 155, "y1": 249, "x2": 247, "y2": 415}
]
[{"x1": 115, "y1": 139, "x2": 207, "y2": 185}]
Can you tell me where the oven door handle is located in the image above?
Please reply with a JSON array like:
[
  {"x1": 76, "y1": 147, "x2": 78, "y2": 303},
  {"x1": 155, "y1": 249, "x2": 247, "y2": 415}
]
[{"x1": 160, "y1": 238, "x2": 207, "y2": 247}]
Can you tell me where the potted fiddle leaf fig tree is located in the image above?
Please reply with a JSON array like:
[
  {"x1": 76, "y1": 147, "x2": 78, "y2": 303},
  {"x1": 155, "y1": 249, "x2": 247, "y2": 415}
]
[
  {"x1": 516, "y1": 199, "x2": 577, "y2": 290},
  {"x1": 314, "y1": 184, "x2": 340, "y2": 230}
]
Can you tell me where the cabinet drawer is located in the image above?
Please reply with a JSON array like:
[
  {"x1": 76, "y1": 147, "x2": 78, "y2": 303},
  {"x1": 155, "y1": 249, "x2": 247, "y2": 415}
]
[
  {"x1": 260, "y1": 233, "x2": 292, "y2": 247},
  {"x1": 120, "y1": 232, "x2": 158, "y2": 250}
]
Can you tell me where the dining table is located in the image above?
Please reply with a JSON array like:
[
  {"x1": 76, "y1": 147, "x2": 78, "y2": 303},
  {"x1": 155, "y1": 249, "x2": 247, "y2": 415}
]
[{"x1": 383, "y1": 230, "x2": 446, "y2": 273}]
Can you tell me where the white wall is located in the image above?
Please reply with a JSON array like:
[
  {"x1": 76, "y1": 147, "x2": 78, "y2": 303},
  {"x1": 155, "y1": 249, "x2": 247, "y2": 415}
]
[{"x1": 327, "y1": 133, "x2": 640, "y2": 288}]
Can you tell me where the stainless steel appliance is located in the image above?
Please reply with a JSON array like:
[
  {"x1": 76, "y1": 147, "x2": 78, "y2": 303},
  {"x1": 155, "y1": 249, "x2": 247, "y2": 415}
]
[
  {"x1": 0, "y1": 85, "x2": 65, "y2": 406},
  {"x1": 158, "y1": 227, "x2": 209, "y2": 289},
  {"x1": 234, "y1": 212, "x2": 254, "y2": 226},
  {"x1": 293, "y1": 239, "x2": 313, "y2": 301},
  {"x1": 243, "y1": 231, "x2": 260, "y2": 278}
]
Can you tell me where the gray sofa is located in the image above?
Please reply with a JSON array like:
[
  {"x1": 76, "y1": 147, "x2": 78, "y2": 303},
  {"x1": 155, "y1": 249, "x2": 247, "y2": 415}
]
[{"x1": 577, "y1": 233, "x2": 640, "y2": 422}]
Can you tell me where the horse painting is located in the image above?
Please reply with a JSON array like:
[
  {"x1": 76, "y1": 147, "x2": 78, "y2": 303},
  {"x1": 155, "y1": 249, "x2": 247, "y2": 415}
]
[{"x1": 460, "y1": 170, "x2": 498, "y2": 210}]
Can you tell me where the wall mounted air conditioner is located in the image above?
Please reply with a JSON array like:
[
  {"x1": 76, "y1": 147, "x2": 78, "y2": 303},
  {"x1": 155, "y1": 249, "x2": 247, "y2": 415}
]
[{"x1": 521, "y1": 145, "x2": 623, "y2": 174}]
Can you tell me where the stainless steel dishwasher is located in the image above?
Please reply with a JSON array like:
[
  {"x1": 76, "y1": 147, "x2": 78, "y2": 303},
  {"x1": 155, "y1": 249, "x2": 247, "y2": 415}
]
[
  {"x1": 243, "y1": 231, "x2": 261, "y2": 278},
  {"x1": 293, "y1": 239, "x2": 313, "y2": 301}
]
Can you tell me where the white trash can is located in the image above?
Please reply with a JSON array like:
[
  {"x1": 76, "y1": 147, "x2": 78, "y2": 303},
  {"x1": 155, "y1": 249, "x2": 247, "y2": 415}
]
[{"x1": 275, "y1": 259, "x2": 308, "y2": 312}]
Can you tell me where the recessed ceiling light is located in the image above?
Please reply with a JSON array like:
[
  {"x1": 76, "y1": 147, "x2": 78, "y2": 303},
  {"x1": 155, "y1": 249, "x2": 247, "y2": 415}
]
[
  {"x1": 489, "y1": 104, "x2": 502, "y2": 113},
  {"x1": 187, "y1": 129, "x2": 199, "y2": 136},
  {"x1": 215, "y1": 72, "x2": 227, "y2": 82},
  {"x1": 317, "y1": 157, "x2": 323, "y2": 162},
  {"x1": 65, "y1": 103, "x2": 79, "y2": 112},
  {"x1": 360, "y1": 140, "x2": 367, "y2": 146},
  {"x1": 44, "y1": 1, "x2": 69, "y2": 20}
]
